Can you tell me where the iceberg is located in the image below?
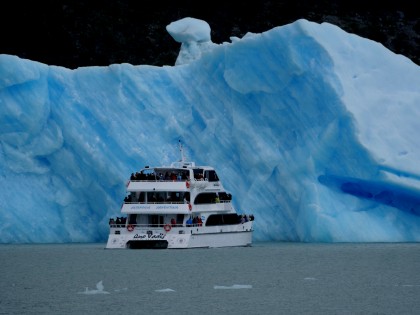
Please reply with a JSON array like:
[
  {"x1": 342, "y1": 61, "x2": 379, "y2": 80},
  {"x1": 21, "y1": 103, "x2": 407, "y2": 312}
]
[{"x1": 0, "y1": 18, "x2": 419, "y2": 243}]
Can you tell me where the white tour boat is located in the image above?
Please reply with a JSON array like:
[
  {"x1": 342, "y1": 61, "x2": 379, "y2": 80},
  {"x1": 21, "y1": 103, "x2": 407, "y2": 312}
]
[{"x1": 106, "y1": 142, "x2": 254, "y2": 249}]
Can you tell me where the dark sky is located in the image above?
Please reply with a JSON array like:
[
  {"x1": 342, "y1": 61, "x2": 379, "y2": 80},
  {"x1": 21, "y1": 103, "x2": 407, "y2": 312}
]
[{"x1": 1, "y1": 1, "x2": 418, "y2": 68}]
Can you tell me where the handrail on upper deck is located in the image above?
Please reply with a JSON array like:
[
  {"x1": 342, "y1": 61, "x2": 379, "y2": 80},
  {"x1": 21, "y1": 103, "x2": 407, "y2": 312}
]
[
  {"x1": 123, "y1": 200, "x2": 231, "y2": 205},
  {"x1": 109, "y1": 223, "x2": 195, "y2": 228}
]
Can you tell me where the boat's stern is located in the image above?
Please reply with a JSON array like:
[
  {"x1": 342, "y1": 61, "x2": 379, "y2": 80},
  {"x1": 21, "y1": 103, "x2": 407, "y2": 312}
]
[
  {"x1": 106, "y1": 226, "x2": 178, "y2": 249},
  {"x1": 106, "y1": 233, "x2": 129, "y2": 249}
]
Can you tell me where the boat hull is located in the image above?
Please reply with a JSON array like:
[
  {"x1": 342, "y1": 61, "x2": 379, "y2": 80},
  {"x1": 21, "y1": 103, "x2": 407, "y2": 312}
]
[{"x1": 105, "y1": 222, "x2": 253, "y2": 249}]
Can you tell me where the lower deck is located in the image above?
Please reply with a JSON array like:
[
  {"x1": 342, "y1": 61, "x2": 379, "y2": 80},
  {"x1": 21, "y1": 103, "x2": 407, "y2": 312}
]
[{"x1": 106, "y1": 221, "x2": 253, "y2": 249}]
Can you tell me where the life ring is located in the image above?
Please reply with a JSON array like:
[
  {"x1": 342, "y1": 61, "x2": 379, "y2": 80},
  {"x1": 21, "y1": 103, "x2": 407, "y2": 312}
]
[
  {"x1": 164, "y1": 224, "x2": 171, "y2": 232},
  {"x1": 188, "y1": 203, "x2": 192, "y2": 211},
  {"x1": 186, "y1": 181, "x2": 190, "y2": 188},
  {"x1": 127, "y1": 225, "x2": 134, "y2": 232}
]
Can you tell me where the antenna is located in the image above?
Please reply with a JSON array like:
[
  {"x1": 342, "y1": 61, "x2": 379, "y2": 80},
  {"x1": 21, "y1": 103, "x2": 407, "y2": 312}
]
[{"x1": 178, "y1": 140, "x2": 186, "y2": 162}]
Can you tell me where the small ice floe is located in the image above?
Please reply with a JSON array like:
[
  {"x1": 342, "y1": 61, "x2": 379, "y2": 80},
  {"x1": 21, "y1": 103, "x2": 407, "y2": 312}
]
[
  {"x1": 78, "y1": 280, "x2": 110, "y2": 295},
  {"x1": 214, "y1": 284, "x2": 252, "y2": 290},
  {"x1": 114, "y1": 287, "x2": 128, "y2": 292},
  {"x1": 155, "y1": 288, "x2": 175, "y2": 292},
  {"x1": 303, "y1": 277, "x2": 317, "y2": 281}
]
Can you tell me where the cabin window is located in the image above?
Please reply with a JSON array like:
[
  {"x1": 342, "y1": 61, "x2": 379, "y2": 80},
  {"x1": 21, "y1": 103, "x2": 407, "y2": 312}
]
[
  {"x1": 204, "y1": 170, "x2": 219, "y2": 182},
  {"x1": 193, "y1": 168, "x2": 204, "y2": 180},
  {"x1": 218, "y1": 192, "x2": 232, "y2": 201},
  {"x1": 133, "y1": 191, "x2": 188, "y2": 203},
  {"x1": 128, "y1": 214, "x2": 137, "y2": 225},
  {"x1": 138, "y1": 192, "x2": 145, "y2": 202},
  {"x1": 147, "y1": 192, "x2": 158, "y2": 202},
  {"x1": 176, "y1": 214, "x2": 184, "y2": 225},
  {"x1": 150, "y1": 215, "x2": 164, "y2": 227},
  {"x1": 205, "y1": 214, "x2": 240, "y2": 226},
  {"x1": 194, "y1": 192, "x2": 219, "y2": 204}
]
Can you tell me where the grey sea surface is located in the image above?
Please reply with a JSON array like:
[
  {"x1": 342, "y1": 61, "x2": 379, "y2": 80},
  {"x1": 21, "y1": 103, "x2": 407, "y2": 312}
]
[{"x1": 0, "y1": 242, "x2": 419, "y2": 314}]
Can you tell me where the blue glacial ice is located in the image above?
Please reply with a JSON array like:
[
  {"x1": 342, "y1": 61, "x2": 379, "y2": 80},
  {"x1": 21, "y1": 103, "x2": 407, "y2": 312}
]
[{"x1": 1, "y1": 18, "x2": 420, "y2": 243}]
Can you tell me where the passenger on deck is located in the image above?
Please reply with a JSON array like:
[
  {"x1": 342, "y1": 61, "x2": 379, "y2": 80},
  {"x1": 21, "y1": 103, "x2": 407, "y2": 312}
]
[
  {"x1": 183, "y1": 192, "x2": 190, "y2": 203},
  {"x1": 171, "y1": 218, "x2": 176, "y2": 226},
  {"x1": 186, "y1": 217, "x2": 193, "y2": 227},
  {"x1": 214, "y1": 193, "x2": 220, "y2": 203}
]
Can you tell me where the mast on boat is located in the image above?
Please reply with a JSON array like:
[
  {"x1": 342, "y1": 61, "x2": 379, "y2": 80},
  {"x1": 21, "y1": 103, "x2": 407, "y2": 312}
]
[{"x1": 178, "y1": 140, "x2": 186, "y2": 162}]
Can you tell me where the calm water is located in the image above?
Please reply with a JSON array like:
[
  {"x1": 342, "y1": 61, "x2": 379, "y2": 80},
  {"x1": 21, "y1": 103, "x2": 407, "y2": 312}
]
[{"x1": 0, "y1": 242, "x2": 419, "y2": 314}]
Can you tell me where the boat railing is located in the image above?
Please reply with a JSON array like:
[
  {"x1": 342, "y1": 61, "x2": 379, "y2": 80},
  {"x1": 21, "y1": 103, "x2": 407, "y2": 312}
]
[
  {"x1": 129, "y1": 179, "x2": 189, "y2": 183},
  {"x1": 109, "y1": 223, "x2": 202, "y2": 228},
  {"x1": 128, "y1": 178, "x2": 215, "y2": 184},
  {"x1": 123, "y1": 200, "x2": 231, "y2": 205},
  {"x1": 124, "y1": 201, "x2": 185, "y2": 204}
]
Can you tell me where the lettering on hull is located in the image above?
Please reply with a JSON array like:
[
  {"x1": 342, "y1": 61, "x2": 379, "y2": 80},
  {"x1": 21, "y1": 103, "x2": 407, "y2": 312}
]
[{"x1": 133, "y1": 233, "x2": 166, "y2": 240}]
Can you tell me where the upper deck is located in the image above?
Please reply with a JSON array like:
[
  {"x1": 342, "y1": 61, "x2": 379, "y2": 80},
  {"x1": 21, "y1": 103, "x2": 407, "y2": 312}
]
[{"x1": 128, "y1": 160, "x2": 222, "y2": 192}]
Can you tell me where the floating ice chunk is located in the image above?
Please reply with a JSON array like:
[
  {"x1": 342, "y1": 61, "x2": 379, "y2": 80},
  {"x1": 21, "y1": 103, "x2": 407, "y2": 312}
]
[
  {"x1": 155, "y1": 288, "x2": 175, "y2": 292},
  {"x1": 96, "y1": 280, "x2": 104, "y2": 291},
  {"x1": 78, "y1": 280, "x2": 110, "y2": 295},
  {"x1": 214, "y1": 284, "x2": 252, "y2": 289},
  {"x1": 114, "y1": 287, "x2": 128, "y2": 292}
]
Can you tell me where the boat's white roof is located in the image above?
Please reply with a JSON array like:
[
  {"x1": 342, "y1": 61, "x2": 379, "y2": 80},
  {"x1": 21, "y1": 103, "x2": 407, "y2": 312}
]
[{"x1": 142, "y1": 161, "x2": 215, "y2": 171}]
